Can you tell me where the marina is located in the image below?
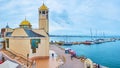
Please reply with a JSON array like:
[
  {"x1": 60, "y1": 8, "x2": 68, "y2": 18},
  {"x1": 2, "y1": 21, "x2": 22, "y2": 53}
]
[
  {"x1": 51, "y1": 36, "x2": 119, "y2": 46},
  {"x1": 0, "y1": 0, "x2": 120, "y2": 68},
  {"x1": 51, "y1": 36, "x2": 120, "y2": 68}
]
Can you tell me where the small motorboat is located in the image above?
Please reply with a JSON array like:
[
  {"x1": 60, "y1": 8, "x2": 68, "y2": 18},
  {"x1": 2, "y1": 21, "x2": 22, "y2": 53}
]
[{"x1": 82, "y1": 41, "x2": 93, "y2": 45}]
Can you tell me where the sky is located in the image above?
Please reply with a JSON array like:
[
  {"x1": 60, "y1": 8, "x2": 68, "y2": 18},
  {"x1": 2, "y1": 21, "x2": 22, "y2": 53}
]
[{"x1": 0, "y1": 0, "x2": 120, "y2": 36}]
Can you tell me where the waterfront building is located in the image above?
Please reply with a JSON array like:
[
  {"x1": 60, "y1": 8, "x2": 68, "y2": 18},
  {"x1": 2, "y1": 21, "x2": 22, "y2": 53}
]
[
  {"x1": 1, "y1": 24, "x2": 13, "y2": 37},
  {"x1": 1, "y1": 3, "x2": 49, "y2": 60}
]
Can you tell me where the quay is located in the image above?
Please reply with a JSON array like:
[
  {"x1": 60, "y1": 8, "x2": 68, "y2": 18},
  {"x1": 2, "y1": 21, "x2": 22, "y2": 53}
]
[
  {"x1": 50, "y1": 44, "x2": 108, "y2": 68},
  {"x1": 50, "y1": 44, "x2": 84, "y2": 68},
  {"x1": 51, "y1": 38, "x2": 119, "y2": 45}
]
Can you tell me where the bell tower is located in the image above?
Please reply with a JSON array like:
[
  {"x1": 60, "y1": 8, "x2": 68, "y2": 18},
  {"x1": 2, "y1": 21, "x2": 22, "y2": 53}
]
[{"x1": 39, "y1": 3, "x2": 49, "y2": 34}]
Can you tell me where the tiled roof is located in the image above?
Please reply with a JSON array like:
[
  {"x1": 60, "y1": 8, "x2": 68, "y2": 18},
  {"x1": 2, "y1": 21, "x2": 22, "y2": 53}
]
[
  {"x1": 6, "y1": 32, "x2": 12, "y2": 37},
  {"x1": 24, "y1": 29, "x2": 45, "y2": 37},
  {"x1": 6, "y1": 29, "x2": 45, "y2": 38}
]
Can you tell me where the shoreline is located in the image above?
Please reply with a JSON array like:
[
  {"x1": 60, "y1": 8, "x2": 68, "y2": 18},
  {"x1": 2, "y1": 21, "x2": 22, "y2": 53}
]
[{"x1": 50, "y1": 44, "x2": 108, "y2": 68}]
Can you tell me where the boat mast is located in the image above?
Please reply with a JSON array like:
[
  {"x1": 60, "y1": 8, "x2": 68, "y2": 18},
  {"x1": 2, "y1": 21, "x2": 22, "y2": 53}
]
[
  {"x1": 103, "y1": 32, "x2": 105, "y2": 38},
  {"x1": 90, "y1": 28, "x2": 93, "y2": 41}
]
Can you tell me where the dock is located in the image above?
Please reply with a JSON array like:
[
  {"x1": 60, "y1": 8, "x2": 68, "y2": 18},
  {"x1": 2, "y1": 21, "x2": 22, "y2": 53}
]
[{"x1": 51, "y1": 38, "x2": 120, "y2": 45}]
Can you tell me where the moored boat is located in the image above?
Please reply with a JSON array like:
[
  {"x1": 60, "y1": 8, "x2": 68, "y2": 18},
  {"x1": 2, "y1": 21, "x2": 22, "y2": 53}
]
[
  {"x1": 63, "y1": 42, "x2": 72, "y2": 46},
  {"x1": 82, "y1": 41, "x2": 93, "y2": 45}
]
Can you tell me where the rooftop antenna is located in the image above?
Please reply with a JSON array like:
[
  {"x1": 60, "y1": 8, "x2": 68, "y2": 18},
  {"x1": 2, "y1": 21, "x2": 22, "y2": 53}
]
[
  {"x1": 42, "y1": 0, "x2": 44, "y2": 4},
  {"x1": 42, "y1": 0, "x2": 47, "y2": 4},
  {"x1": 25, "y1": 16, "x2": 26, "y2": 20},
  {"x1": 7, "y1": 23, "x2": 8, "y2": 26}
]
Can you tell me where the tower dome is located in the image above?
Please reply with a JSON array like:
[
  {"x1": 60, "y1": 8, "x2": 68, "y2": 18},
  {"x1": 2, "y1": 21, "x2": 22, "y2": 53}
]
[
  {"x1": 6, "y1": 23, "x2": 10, "y2": 28},
  {"x1": 20, "y1": 18, "x2": 32, "y2": 28},
  {"x1": 39, "y1": 3, "x2": 48, "y2": 10}
]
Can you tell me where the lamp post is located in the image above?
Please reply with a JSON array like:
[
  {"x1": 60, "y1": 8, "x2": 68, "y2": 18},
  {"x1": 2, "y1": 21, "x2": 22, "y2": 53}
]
[{"x1": 27, "y1": 54, "x2": 29, "y2": 67}]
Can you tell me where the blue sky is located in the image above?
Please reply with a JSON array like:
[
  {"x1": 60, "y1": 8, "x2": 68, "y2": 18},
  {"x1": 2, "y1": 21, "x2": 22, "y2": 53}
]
[{"x1": 0, "y1": 0, "x2": 120, "y2": 36}]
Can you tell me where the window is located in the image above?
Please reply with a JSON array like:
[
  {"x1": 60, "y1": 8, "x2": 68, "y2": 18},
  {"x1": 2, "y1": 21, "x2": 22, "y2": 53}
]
[
  {"x1": 39, "y1": 11, "x2": 41, "y2": 14},
  {"x1": 32, "y1": 48, "x2": 36, "y2": 53},
  {"x1": 31, "y1": 39, "x2": 40, "y2": 49},
  {"x1": 42, "y1": 11, "x2": 45, "y2": 14},
  {"x1": 6, "y1": 39, "x2": 9, "y2": 48},
  {"x1": 31, "y1": 39, "x2": 40, "y2": 53}
]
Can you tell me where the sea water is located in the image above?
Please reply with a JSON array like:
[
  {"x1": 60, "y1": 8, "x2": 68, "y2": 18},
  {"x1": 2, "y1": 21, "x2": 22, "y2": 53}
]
[{"x1": 50, "y1": 37, "x2": 120, "y2": 68}]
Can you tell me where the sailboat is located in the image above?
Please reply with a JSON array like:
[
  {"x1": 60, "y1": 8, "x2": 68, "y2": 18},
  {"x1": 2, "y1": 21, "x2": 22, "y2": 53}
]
[
  {"x1": 82, "y1": 29, "x2": 94, "y2": 45},
  {"x1": 63, "y1": 35, "x2": 72, "y2": 46},
  {"x1": 94, "y1": 32, "x2": 105, "y2": 44}
]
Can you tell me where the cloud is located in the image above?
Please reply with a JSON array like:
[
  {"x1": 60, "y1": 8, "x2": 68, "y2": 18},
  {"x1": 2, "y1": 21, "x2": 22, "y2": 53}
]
[
  {"x1": 50, "y1": 10, "x2": 72, "y2": 25},
  {"x1": 0, "y1": 0, "x2": 120, "y2": 35}
]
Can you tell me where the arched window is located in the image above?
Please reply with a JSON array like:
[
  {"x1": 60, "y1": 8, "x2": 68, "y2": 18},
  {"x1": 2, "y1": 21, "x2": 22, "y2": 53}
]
[
  {"x1": 42, "y1": 11, "x2": 45, "y2": 14},
  {"x1": 39, "y1": 11, "x2": 41, "y2": 14}
]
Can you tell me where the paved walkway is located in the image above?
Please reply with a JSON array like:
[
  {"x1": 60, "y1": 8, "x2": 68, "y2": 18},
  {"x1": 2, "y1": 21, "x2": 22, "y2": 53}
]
[
  {"x1": 35, "y1": 57, "x2": 59, "y2": 68},
  {"x1": 33, "y1": 50, "x2": 61, "y2": 68},
  {"x1": 50, "y1": 44, "x2": 84, "y2": 68}
]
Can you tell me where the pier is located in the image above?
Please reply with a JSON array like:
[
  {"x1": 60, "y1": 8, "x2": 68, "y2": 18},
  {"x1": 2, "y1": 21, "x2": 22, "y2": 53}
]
[{"x1": 51, "y1": 37, "x2": 120, "y2": 45}]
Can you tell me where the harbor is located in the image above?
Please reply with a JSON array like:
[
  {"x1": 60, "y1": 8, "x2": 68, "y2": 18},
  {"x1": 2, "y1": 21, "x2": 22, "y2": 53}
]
[
  {"x1": 50, "y1": 44, "x2": 108, "y2": 68},
  {"x1": 50, "y1": 36, "x2": 120, "y2": 46},
  {"x1": 0, "y1": 0, "x2": 120, "y2": 68},
  {"x1": 50, "y1": 36, "x2": 120, "y2": 68}
]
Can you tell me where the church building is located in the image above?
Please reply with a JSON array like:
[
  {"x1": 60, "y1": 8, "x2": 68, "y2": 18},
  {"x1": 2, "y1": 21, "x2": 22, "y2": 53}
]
[{"x1": 1, "y1": 3, "x2": 49, "y2": 59}]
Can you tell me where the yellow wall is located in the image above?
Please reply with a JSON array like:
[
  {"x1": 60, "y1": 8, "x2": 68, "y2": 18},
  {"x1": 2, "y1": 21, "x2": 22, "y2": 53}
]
[
  {"x1": 6, "y1": 29, "x2": 49, "y2": 59},
  {"x1": 31, "y1": 29, "x2": 49, "y2": 57},
  {"x1": 6, "y1": 28, "x2": 13, "y2": 32},
  {"x1": 29, "y1": 37, "x2": 49, "y2": 58},
  {"x1": 8, "y1": 38, "x2": 31, "y2": 58},
  {"x1": 8, "y1": 37, "x2": 49, "y2": 58},
  {"x1": 39, "y1": 15, "x2": 49, "y2": 33},
  {"x1": 11, "y1": 28, "x2": 28, "y2": 37}
]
